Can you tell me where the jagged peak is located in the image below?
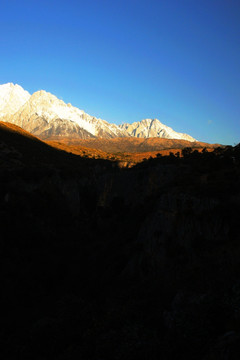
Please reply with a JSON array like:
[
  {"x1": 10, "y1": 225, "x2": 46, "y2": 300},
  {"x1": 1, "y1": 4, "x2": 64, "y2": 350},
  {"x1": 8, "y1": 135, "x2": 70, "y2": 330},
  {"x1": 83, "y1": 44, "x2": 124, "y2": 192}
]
[
  {"x1": 0, "y1": 82, "x2": 16, "y2": 88},
  {"x1": 142, "y1": 118, "x2": 156, "y2": 122},
  {"x1": 124, "y1": 119, "x2": 163, "y2": 126},
  {"x1": 30, "y1": 90, "x2": 60, "y2": 102},
  {"x1": 0, "y1": 82, "x2": 30, "y2": 94},
  {"x1": 140, "y1": 118, "x2": 163, "y2": 125},
  {"x1": 1, "y1": 82, "x2": 14, "y2": 88},
  {"x1": 0, "y1": 83, "x2": 197, "y2": 141},
  {"x1": 0, "y1": 83, "x2": 31, "y2": 117}
]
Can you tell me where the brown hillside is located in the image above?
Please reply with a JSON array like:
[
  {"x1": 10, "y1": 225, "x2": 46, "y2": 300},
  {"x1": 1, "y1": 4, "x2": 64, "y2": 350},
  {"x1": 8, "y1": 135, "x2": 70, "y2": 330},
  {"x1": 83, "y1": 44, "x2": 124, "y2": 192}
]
[
  {"x1": 0, "y1": 121, "x2": 223, "y2": 167},
  {"x1": 0, "y1": 121, "x2": 108, "y2": 171},
  {"x1": 47, "y1": 136, "x2": 221, "y2": 153},
  {"x1": 46, "y1": 136, "x2": 222, "y2": 165},
  {"x1": 0, "y1": 121, "x2": 44, "y2": 141}
]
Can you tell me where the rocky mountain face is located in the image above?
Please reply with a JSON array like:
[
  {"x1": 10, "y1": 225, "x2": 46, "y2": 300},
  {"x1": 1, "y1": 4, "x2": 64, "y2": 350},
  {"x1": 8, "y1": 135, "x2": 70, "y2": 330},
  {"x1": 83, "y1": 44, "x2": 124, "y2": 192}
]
[
  {"x1": 0, "y1": 83, "x2": 196, "y2": 141},
  {"x1": 120, "y1": 118, "x2": 196, "y2": 141}
]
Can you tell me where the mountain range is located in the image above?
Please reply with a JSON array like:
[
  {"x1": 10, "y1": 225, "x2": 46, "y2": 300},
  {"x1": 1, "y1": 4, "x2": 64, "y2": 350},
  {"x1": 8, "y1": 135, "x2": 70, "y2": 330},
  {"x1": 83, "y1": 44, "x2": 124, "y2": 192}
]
[{"x1": 0, "y1": 82, "x2": 196, "y2": 142}]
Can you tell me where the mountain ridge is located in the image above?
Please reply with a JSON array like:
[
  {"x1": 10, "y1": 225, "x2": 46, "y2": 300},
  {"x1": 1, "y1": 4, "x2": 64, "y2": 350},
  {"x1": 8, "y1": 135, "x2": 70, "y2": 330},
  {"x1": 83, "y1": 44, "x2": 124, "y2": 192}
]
[
  {"x1": 0, "y1": 82, "x2": 196, "y2": 141},
  {"x1": 120, "y1": 118, "x2": 195, "y2": 141}
]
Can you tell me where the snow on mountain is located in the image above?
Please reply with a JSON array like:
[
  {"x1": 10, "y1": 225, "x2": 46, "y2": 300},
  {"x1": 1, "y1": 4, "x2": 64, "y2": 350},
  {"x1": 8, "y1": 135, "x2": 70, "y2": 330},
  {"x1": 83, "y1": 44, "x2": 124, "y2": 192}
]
[
  {"x1": 0, "y1": 86, "x2": 126, "y2": 139},
  {"x1": 14, "y1": 90, "x2": 97, "y2": 137},
  {"x1": 119, "y1": 118, "x2": 196, "y2": 142},
  {"x1": 0, "y1": 83, "x2": 196, "y2": 141},
  {"x1": 0, "y1": 83, "x2": 31, "y2": 117}
]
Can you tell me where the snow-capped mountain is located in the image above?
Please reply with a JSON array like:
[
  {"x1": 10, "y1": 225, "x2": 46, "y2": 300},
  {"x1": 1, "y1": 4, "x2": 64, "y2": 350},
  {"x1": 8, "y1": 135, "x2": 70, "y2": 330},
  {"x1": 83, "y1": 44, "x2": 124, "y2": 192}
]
[
  {"x1": 0, "y1": 84, "x2": 125, "y2": 139},
  {"x1": 0, "y1": 83, "x2": 196, "y2": 141},
  {"x1": 119, "y1": 119, "x2": 196, "y2": 142},
  {"x1": 0, "y1": 83, "x2": 31, "y2": 118}
]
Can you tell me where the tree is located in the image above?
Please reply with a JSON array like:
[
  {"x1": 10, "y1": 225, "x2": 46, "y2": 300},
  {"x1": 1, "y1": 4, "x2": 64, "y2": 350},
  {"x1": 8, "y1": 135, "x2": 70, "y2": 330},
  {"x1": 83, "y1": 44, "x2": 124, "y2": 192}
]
[{"x1": 182, "y1": 147, "x2": 193, "y2": 158}]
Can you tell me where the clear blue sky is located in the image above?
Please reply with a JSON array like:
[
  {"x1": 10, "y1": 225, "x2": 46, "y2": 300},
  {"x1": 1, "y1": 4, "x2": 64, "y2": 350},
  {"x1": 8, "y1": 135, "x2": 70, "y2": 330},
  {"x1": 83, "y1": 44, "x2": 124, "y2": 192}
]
[{"x1": 0, "y1": 0, "x2": 239, "y2": 145}]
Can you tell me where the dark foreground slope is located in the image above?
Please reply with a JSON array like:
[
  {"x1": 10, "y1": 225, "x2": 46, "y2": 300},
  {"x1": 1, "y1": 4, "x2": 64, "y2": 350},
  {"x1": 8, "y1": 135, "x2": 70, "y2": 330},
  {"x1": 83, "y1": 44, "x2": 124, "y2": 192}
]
[{"x1": 1, "y1": 122, "x2": 240, "y2": 360}]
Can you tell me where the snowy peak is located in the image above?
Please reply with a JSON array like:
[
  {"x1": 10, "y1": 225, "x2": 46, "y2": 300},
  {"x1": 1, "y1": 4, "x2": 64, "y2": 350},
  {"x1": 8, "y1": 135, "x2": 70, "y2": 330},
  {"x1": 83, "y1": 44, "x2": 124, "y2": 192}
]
[
  {"x1": 0, "y1": 85, "x2": 126, "y2": 139},
  {"x1": 0, "y1": 83, "x2": 31, "y2": 117},
  {"x1": 0, "y1": 83, "x2": 196, "y2": 142},
  {"x1": 23, "y1": 89, "x2": 87, "y2": 125},
  {"x1": 19, "y1": 89, "x2": 125, "y2": 138},
  {"x1": 119, "y1": 118, "x2": 196, "y2": 142}
]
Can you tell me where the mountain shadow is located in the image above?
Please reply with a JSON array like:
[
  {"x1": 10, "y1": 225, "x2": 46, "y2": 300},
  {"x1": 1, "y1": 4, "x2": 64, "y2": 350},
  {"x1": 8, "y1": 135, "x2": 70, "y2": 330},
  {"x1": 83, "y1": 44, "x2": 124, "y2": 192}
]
[{"x1": 1, "y1": 121, "x2": 240, "y2": 360}]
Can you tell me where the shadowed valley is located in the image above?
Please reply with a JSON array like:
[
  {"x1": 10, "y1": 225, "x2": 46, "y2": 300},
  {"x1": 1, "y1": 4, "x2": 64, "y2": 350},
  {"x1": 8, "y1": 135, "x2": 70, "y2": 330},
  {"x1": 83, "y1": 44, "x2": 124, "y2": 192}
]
[{"x1": 1, "y1": 122, "x2": 240, "y2": 359}]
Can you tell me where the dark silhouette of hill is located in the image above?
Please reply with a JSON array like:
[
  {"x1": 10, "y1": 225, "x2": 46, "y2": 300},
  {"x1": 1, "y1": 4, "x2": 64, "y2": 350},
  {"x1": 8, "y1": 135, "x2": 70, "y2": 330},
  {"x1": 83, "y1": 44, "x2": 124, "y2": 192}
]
[
  {"x1": 0, "y1": 121, "x2": 116, "y2": 171},
  {"x1": 1, "y1": 120, "x2": 240, "y2": 359},
  {"x1": 0, "y1": 121, "x2": 77, "y2": 167}
]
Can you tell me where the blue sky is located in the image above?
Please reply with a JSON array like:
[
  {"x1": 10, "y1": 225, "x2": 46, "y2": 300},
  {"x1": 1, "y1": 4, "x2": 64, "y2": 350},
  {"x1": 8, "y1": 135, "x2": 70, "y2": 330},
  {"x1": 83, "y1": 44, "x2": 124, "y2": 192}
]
[{"x1": 0, "y1": 0, "x2": 239, "y2": 145}]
